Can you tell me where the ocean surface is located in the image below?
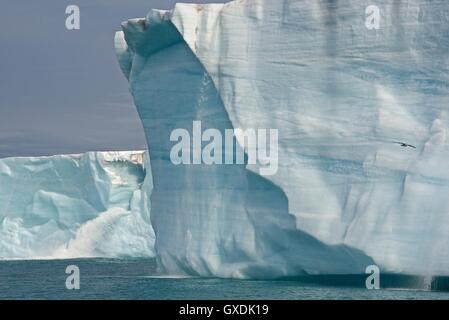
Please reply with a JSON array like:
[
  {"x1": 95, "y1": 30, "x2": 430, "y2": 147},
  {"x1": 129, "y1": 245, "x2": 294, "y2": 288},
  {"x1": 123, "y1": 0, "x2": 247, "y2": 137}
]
[{"x1": 1, "y1": 258, "x2": 449, "y2": 300}]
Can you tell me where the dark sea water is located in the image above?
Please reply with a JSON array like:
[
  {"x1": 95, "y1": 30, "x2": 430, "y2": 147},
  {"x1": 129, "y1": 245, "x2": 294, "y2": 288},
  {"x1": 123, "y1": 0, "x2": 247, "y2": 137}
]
[{"x1": 1, "y1": 258, "x2": 449, "y2": 300}]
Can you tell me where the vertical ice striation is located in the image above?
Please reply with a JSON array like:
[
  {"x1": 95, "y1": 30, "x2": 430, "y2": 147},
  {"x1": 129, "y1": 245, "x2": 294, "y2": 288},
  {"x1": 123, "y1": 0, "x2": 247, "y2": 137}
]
[{"x1": 115, "y1": 7, "x2": 373, "y2": 278}]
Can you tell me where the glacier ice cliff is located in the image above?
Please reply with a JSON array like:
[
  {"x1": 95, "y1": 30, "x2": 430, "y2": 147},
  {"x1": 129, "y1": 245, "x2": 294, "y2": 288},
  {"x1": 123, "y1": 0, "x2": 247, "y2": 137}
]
[
  {"x1": 1, "y1": 0, "x2": 446, "y2": 279},
  {"x1": 115, "y1": 2, "x2": 378, "y2": 278},
  {"x1": 115, "y1": 0, "x2": 449, "y2": 277},
  {"x1": 0, "y1": 151, "x2": 155, "y2": 259}
]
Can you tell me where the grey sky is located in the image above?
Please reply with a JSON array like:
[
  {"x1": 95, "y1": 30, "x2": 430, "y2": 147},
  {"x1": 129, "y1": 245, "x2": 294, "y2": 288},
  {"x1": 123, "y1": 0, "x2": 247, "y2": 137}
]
[{"x1": 0, "y1": 0, "x2": 228, "y2": 158}]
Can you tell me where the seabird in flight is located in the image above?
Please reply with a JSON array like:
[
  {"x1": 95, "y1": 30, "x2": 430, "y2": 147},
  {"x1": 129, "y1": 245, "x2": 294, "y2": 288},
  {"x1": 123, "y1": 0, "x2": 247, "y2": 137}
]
[{"x1": 393, "y1": 141, "x2": 416, "y2": 149}]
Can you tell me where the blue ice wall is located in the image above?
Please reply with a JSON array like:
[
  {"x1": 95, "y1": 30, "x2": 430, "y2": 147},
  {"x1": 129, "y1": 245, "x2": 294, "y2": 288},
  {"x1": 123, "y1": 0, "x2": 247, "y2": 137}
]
[{"x1": 116, "y1": 10, "x2": 373, "y2": 278}]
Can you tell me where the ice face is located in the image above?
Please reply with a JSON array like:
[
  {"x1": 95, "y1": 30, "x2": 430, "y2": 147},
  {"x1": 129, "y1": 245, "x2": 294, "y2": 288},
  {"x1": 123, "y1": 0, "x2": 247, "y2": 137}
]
[
  {"x1": 115, "y1": 6, "x2": 374, "y2": 279},
  {"x1": 0, "y1": 151, "x2": 155, "y2": 259},
  {"x1": 115, "y1": 0, "x2": 449, "y2": 277},
  {"x1": 167, "y1": 0, "x2": 449, "y2": 276}
]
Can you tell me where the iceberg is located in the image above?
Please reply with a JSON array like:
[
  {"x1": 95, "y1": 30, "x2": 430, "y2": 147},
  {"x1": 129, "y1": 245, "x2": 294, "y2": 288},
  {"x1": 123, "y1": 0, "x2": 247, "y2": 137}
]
[
  {"x1": 0, "y1": 151, "x2": 155, "y2": 259},
  {"x1": 115, "y1": 0, "x2": 449, "y2": 278},
  {"x1": 115, "y1": 2, "x2": 377, "y2": 279},
  {"x1": 3, "y1": 0, "x2": 448, "y2": 281}
]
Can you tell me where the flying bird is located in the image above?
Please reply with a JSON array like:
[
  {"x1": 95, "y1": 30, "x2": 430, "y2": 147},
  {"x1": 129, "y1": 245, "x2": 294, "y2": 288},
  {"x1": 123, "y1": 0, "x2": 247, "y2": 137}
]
[{"x1": 393, "y1": 141, "x2": 416, "y2": 149}]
